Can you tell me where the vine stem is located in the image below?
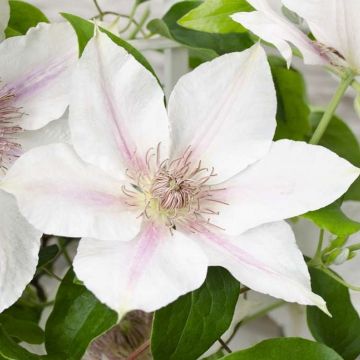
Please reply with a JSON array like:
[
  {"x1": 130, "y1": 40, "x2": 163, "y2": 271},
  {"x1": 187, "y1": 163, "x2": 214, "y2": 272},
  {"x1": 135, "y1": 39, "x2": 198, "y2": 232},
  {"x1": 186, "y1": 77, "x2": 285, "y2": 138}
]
[
  {"x1": 348, "y1": 243, "x2": 360, "y2": 252},
  {"x1": 309, "y1": 71, "x2": 354, "y2": 145},
  {"x1": 126, "y1": 339, "x2": 150, "y2": 360},
  {"x1": 92, "y1": 0, "x2": 104, "y2": 20},
  {"x1": 218, "y1": 338, "x2": 232, "y2": 353}
]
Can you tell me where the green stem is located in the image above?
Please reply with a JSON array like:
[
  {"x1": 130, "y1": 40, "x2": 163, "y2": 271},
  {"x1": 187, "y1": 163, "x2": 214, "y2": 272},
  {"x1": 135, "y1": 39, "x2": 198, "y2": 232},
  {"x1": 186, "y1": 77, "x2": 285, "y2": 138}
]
[
  {"x1": 92, "y1": 0, "x2": 104, "y2": 20},
  {"x1": 308, "y1": 230, "x2": 324, "y2": 267},
  {"x1": 119, "y1": 0, "x2": 138, "y2": 34},
  {"x1": 218, "y1": 338, "x2": 232, "y2": 354},
  {"x1": 128, "y1": 8, "x2": 150, "y2": 40},
  {"x1": 224, "y1": 300, "x2": 285, "y2": 347},
  {"x1": 348, "y1": 243, "x2": 360, "y2": 252},
  {"x1": 320, "y1": 266, "x2": 360, "y2": 291},
  {"x1": 309, "y1": 71, "x2": 354, "y2": 145},
  {"x1": 43, "y1": 268, "x2": 62, "y2": 282}
]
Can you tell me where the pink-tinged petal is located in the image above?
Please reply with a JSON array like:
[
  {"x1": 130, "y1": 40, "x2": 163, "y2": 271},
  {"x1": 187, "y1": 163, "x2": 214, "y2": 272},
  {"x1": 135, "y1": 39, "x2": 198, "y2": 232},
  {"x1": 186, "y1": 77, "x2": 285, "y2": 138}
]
[
  {"x1": 232, "y1": 0, "x2": 326, "y2": 67},
  {"x1": 283, "y1": 0, "x2": 360, "y2": 71},
  {"x1": 0, "y1": 0, "x2": 9, "y2": 41},
  {"x1": 0, "y1": 22, "x2": 78, "y2": 130},
  {"x1": 0, "y1": 190, "x2": 41, "y2": 312},
  {"x1": 73, "y1": 222, "x2": 208, "y2": 315},
  {"x1": 1, "y1": 143, "x2": 141, "y2": 241},
  {"x1": 69, "y1": 31, "x2": 169, "y2": 180},
  {"x1": 168, "y1": 44, "x2": 276, "y2": 183},
  {"x1": 196, "y1": 221, "x2": 328, "y2": 312},
  {"x1": 217, "y1": 140, "x2": 360, "y2": 235}
]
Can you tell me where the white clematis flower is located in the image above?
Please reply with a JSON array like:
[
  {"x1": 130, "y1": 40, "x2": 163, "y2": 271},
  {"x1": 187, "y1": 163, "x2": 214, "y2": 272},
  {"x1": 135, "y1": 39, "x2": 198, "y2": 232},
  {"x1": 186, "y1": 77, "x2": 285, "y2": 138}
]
[
  {"x1": 2, "y1": 32, "x2": 359, "y2": 316},
  {"x1": 0, "y1": 0, "x2": 9, "y2": 41},
  {"x1": 232, "y1": 0, "x2": 360, "y2": 71},
  {"x1": 0, "y1": 22, "x2": 77, "y2": 312}
]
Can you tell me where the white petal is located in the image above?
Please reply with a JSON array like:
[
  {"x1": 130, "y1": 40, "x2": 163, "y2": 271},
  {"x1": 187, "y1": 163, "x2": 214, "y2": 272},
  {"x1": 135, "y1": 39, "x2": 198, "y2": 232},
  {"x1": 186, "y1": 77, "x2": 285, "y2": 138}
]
[
  {"x1": 218, "y1": 140, "x2": 360, "y2": 234},
  {"x1": 232, "y1": 0, "x2": 326, "y2": 66},
  {"x1": 17, "y1": 112, "x2": 70, "y2": 153},
  {"x1": 73, "y1": 222, "x2": 208, "y2": 315},
  {"x1": 0, "y1": 190, "x2": 41, "y2": 312},
  {"x1": 197, "y1": 221, "x2": 328, "y2": 312},
  {"x1": 168, "y1": 44, "x2": 277, "y2": 183},
  {"x1": 283, "y1": 0, "x2": 360, "y2": 71},
  {"x1": 0, "y1": 22, "x2": 77, "y2": 130},
  {"x1": 0, "y1": 0, "x2": 9, "y2": 41},
  {"x1": 70, "y1": 31, "x2": 169, "y2": 180},
  {"x1": 1, "y1": 143, "x2": 141, "y2": 241}
]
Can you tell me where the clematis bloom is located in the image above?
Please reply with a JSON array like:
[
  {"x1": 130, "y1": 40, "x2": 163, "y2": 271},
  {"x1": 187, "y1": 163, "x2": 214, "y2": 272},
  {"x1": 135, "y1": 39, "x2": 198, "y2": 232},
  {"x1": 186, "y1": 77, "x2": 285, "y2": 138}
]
[
  {"x1": 232, "y1": 0, "x2": 360, "y2": 72},
  {"x1": 3, "y1": 32, "x2": 359, "y2": 316},
  {"x1": 0, "y1": 22, "x2": 77, "y2": 312}
]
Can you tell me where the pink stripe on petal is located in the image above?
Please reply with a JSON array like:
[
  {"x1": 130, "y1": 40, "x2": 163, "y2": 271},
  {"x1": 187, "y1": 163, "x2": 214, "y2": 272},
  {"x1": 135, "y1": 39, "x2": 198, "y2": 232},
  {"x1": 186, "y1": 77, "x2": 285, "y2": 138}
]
[
  {"x1": 93, "y1": 43, "x2": 146, "y2": 173},
  {"x1": 8, "y1": 52, "x2": 75, "y2": 103},
  {"x1": 126, "y1": 222, "x2": 161, "y2": 290},
  {"x1": 198, "y1": 226, "x2": 277, "y2": 275}
]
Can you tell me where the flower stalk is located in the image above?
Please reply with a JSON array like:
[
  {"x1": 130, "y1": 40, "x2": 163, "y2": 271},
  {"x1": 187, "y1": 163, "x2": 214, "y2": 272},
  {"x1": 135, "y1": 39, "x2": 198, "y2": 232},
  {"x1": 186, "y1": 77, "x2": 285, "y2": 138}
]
[{"x1": 310, "y1": 71, "x2": 354, "y2": 145}]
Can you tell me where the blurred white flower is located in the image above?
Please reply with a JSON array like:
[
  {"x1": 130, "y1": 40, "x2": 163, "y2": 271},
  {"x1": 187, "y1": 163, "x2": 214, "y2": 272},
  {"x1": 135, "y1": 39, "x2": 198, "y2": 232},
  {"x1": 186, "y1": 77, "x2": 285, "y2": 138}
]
[
  {"x1": 0, "y1": 22, "x2": 77, "y2": 312},
  {"x1": 233, "y1": 0, "x2": 360, "y2": 72}
]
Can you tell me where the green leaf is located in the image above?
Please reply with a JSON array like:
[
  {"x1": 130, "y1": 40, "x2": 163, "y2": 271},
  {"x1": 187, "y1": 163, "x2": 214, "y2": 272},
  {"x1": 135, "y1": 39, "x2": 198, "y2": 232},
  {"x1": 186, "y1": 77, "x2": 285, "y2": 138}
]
[
  {"x1": 61, "y1": 13, "x2": 156, "y2": 77},
  {"x1": 0, "y1": 325, "x2": 41, "y2": 360},
  {"x1": 0, "y1": 314, "x2": 44, "y2": 345},
  {"x1": 303, "y1": 201, "x2": 360, "y2": 236},
  {"x1": 151, "y1": 267, "x2": 240, "y2": 360},
  {"x1": 219, "y1": 338, "x2": 343, "y2": 360},
  {"x1": 270, "y1": 56, "x2": 311, "y2": 141},
  {"x1": 2, "y1": 285, "x2": 42, "y2": 324},
  {"x1": 148, "y1": 1, "x2": 254, "y2": 55},
  {"x1": 5, "y1": 0, "x2": 48, "y2": 37},
  {"x1": 307, "y1": 267, "x2": 360, "y2": 360},
  {"x1": 45, "y1": 268, "x2": 117, "y2": 360},
  {"x1": 178, "y1": 0, "x2": 252, "y2": 34},
  {"x1": 37, "y1": 245, "x2": 59, "y2": 269}
]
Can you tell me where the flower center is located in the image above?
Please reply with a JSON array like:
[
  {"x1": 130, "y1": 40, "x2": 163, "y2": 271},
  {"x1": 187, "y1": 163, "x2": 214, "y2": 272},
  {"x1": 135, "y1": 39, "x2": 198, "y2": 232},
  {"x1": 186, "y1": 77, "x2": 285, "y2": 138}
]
[
  {"x1": 122, "y1": 146, "x2": 227, "y2": 232},
  {"x1": 0, "y1": 84, "x2": 23, "y2": 174}
]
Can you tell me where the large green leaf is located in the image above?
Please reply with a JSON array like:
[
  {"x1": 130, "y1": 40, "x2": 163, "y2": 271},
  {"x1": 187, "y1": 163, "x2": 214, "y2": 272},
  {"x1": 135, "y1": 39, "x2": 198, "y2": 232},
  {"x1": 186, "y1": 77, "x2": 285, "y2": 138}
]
[
  {"x1": 303, "y1": 201, "x2": 360, "y2": 236},
  {"x1": 44, "y1": 269, "x2": 117, "y2": 360},
  {"x1": 61, "y1": 13, "x2": 156, "y2": 77},
  {"x1": 219, "y1": 338, "x2": 343, "y2": 360},
  {"x1": 270, "y1": 56, "x2": 311, "y2": 141},
  {"x1": 5, "y1": 0, "x2": 48, "y2": 37},
  {"x1": 178, "y1": 0, "x2": 252, "y2": 34},
  {"x1": 151, "y1": 267, "x2": 240, "y2": 360},
  {"x1": 307, "y1": 267, "x2": 360, "y2": 360},
  {"x1": 148, "y1": 1, "x2": 253, "y2": 55}
]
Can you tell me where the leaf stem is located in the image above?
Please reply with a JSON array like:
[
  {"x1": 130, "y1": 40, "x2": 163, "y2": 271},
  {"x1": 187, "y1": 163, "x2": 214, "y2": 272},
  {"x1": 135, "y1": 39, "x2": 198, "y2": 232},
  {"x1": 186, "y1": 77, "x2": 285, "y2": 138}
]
[
  {"x1": 348, "y1": 243, "x2": 360, "y2": 252},
  {"x1": 128, "y1": 7, "x2": 150, "y2": 39},
  {"x1": 92, "y1": 0, "x2": 104, "y2": 20},
  {"x1": 308, "y1": 230, "x2": 324, "y2": 267},
  {"x1": 309, "y1": 71, "x2": 354, "y2": 145},
  {"x1": 218, "y1": 338, "x2": 232, "y2": 353}
]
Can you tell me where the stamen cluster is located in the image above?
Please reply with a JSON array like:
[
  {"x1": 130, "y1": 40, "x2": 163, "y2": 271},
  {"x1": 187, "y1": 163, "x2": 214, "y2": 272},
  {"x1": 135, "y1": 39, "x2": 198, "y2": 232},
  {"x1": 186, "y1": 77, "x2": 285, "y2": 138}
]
[
  {"x1": 122, "y1": 146, "x2": 227, "y2": 233},
  {"x1": 0, "y1": 85, "x2": 23, "y2": 174}
]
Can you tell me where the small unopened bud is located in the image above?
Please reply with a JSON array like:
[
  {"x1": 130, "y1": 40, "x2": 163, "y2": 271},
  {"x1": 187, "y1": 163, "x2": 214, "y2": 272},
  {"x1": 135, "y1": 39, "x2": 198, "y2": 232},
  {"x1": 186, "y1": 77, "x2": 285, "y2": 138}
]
[{"x1": 324, "y1": 248, "x2": 350, "y2": 265}]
